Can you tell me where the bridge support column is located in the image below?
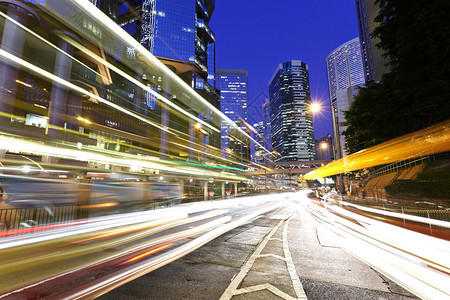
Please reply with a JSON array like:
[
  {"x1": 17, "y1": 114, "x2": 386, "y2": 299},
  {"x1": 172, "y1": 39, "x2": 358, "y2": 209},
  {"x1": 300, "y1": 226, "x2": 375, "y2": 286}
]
[
  {"x1": 221, "y1": 182, "x2": 225, "y2": 199},
  {"x1": 234, "y1": 182, "x2": 237, "y2": 196}
]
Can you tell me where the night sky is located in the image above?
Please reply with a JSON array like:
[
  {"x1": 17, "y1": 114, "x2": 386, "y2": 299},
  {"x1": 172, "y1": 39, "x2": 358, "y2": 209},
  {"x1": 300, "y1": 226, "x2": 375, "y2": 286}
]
[{"x1": 210, "y1": 0, "x2": 359, "y2": 139}]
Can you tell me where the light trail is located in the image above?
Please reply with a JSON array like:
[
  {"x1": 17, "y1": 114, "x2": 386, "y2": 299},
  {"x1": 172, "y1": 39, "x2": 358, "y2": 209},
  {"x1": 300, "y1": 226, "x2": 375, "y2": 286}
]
[
  {"x1": 0, "y1": 194, "x2": 291, "y2": 298},
  {"x1": 304, "y1": 120, "x2": 450, "y2": 179},
  {"x1": 51, "y1": 0, "x2": 274, "y2": 157},
  {"x1": 302, "y1": 193, "x2": 450, "y2": 299}
]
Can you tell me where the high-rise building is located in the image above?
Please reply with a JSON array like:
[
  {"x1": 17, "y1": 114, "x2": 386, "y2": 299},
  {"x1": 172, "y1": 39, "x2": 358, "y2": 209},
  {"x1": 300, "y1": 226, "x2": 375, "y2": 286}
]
[
  {"x1": 354, "y1": 0, "x2": 389, "y2": 82},
  {"x1": 117, "y1": 0, "x2": 220, "y2": 154},
  {"x1": 268, "y1": 60, "x2": 315, "y2": 162},
  {"x1": 215, "y1": 69, "x2": 249, "y2": 163},
  {"x1": 252, "y1": 121, "x2": 265, "y2": 164},
  {"x1": 326, "y1": 37, "x2": 365, "y2": 101},
  {"x1": 118, "y1": 0, "x2": 215, "y2": 87},
  {"x1": 326, "y1": 38, "x2": 365, "y2": 158},
  {"x1": 262, "y1": 98, "x2": 272, "y2": 151}
]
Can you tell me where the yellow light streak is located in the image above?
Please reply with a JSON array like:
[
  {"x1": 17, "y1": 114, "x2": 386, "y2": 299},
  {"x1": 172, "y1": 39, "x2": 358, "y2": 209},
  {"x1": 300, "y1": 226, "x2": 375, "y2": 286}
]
[
  {"x1": 303, "y1": 120, "x2": 450, "y2": 179},
  {"x1": 15, "y1": 80, "x2": 32, "y2": 87},
  {"x1": 33, "y1": 104, "x2": 47, "y2": 109},
  {"x1": 76, "y1": 116, "x2": 92, "y2": 124},
  {"x1": 19, "y1": 155, "x2": 45, "y2": 171}
]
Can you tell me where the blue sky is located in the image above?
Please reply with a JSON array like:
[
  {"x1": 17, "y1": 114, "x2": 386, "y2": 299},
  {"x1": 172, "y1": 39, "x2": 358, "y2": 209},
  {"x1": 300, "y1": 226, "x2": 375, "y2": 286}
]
[{"x1": 210, "y1": 0, "x2": 359, "y2": 139}]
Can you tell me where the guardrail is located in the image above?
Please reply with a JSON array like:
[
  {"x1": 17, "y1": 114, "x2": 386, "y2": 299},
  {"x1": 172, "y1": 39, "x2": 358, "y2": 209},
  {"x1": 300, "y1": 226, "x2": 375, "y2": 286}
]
[
  {"x1": 0, "y1": 204, "x2": 76, "y2": 233},
  {"x1": 369, "y1": 156, "x2": 430, "y2": 177},
  {"x1": 315, "y1": 190, "x2": 450, "y2": 222},
  {"x1": 341, "y1": 198, "x2": 450, "y2": 222}
]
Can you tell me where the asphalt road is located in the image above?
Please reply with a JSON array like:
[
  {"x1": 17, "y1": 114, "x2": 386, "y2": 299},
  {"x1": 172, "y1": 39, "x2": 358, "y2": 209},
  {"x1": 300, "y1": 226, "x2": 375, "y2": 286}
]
[{"x1": 100, "y1": 196, "x2": 418, "y2": 300}]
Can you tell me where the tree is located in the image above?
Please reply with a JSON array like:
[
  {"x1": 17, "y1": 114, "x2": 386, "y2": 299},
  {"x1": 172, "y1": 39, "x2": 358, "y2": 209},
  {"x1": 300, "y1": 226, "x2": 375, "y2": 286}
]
[{"x1": 344, "y1": 0, "x2": 450, "y2": 154}]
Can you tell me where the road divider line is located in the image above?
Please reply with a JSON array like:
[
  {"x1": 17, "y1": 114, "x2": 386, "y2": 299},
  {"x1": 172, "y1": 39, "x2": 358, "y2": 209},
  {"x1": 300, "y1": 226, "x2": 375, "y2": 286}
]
[
  {"x1": 283, "y1": 218, "x2": 307, "y2": 299},
  {"x1": 219, "y1": 220, "x2": 284, "y2": 300},
  {"x1": 258, "y1": 254, "x2": 287, "y2": 261},
  {"x1": 234, "y1": 283, "x2": 296, "y2": 300}
]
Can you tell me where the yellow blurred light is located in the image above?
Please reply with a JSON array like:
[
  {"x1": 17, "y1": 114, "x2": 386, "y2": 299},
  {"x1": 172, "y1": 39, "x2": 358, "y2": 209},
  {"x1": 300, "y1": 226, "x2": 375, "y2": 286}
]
[
  {"x1": 33, "y1": 104, "x2": 47, "y2": 109},
  {"x1": 76, "y1": 116, "x2": 92, "y2": 124},
  {"x1": 15, "y1": 80, "x2": 32, "y2": 87},
  {"x1": 194, "y1": 122, "x2": 202, "y2": 130},
  {"x1": 303, "y1": 120, "x2": 450, "y2": 180},
  {"x1": 320, "y1": 142, "x2": 328, "y2": 149}
]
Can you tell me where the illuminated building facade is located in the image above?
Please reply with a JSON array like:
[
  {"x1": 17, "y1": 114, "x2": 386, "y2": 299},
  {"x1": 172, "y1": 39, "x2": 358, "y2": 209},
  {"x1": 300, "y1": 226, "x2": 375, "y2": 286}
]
[
  {"x1": 269, "y1": 60, "x2": 315, "y2": 162},
  {"x1": 252, "y1": 121, "x2": 265, "y2": 164},
  {"x1": 262, "y1": 98, "x2": 272, "y2": 151},
  {"x1": 326, "y1": 38, "x2": 365, "y2": 158},
  {"x1": 117, "y1": 0, "x2": 216, "y2": 92},
  {"x1": 326, "y1": 37, "x2": 365, "y2": 101},
  {"x1": 117, "y1": 0, "x2": 219, "y2": 151},
  {"x1": 215, "y1": 69, "x2": 249, "y2": 163}
]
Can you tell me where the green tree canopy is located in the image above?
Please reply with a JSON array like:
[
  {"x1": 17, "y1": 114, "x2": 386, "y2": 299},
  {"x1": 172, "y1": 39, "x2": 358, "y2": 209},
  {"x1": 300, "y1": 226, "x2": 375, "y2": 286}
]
[{"x1": 344, "y1": 0, "x2": 450, "y2": 154}]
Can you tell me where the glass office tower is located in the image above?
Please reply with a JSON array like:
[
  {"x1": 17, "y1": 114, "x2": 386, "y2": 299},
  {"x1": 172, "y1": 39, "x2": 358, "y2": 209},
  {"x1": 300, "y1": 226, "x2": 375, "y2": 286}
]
[
  {"x1": 215, "y1": 69, "x2": 249, "y2": 163},
  {"x1": 269, "y1": 61, "x2": 315, "y2": 162},
  {"x1": 326, "y1": 37, "x2": 365, "y2": 101},
  {"x1": 117, "y1": 0, "x2": 220, "y2": 151},
  {"x1": 117, "y1": 0, "x2": 216, "y2": 90},
  {"x1": 326, "y1": 38, "x2": 365, "y2": 158}
]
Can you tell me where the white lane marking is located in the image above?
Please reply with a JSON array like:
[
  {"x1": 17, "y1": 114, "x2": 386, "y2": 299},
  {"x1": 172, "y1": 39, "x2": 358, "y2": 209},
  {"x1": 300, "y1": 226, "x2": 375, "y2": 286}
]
[
  {"x1": 219, "y1": 220, "x2": 284, "y2": 300},
  {"x1": 270, "y1": 238, "x2": 284, "y2": 242},
  {"x1": 258, "y1": 254, "x2": 287, "y2": 261},
  {"x1": 283, "y1": 218, "x2": 307, "y2": 299},
  {"x1": 220, "y1": 215, "x2": 308, "y2": 300},
  {"x1": 234, "y1": 283, "x2": 297, "y2": 300}
]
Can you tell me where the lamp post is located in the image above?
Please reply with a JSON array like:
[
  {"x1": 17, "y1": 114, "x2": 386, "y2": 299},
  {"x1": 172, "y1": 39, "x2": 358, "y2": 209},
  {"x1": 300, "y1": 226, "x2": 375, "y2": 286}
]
[{"x1": 310, "y1": 102, "x2": 345, "y2": 196}]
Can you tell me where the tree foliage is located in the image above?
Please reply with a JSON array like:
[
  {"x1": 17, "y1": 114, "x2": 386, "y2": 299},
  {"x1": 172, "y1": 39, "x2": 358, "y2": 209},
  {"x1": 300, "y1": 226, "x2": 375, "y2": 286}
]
[{"x1": 344, "y1": 0, "x2": 450, "y2": 154}]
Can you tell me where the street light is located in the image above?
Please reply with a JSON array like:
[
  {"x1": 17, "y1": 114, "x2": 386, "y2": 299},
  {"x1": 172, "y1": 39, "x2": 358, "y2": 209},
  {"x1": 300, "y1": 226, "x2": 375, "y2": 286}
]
[
  {"x1": 310, "y1": 103, "x2": 322, "y2": 113},
  {"x1": 310, "y1": 102, "x2": 345, "y2": 195}
]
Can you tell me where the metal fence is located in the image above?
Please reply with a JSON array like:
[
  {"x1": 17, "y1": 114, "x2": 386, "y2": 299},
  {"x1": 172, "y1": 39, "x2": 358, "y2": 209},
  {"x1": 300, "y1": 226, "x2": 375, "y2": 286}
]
[
  {"x1": 339, "y1": 198, "x2": 450, "y2": 222},
  {"x1": 369, "y1": 156, "x2": 430, "y2": 177},
  {"x1": 0, "y1": 204, "x2": 76, "y2": 236}
]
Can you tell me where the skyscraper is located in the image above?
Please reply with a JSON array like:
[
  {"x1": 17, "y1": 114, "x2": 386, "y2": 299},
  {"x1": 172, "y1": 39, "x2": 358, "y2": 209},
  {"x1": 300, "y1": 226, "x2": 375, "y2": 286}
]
[
  {"x1": 269, "y1": 60, "x2": 315, "y2": 162},
  {"x1": 326, "y1": 38, "x2": 365, "y2": 158},
  {"x1": 326, "y1": 37, "x2": 365, "y2": 101},
  {"x1": 252, "y1": 121, "x2": 265, "y2": 164},
  {"x1": 118, "y1": 0, "x2": 216, "y2": 90},
  {"x1": 354, "y1": 0, "x2": 389, "y2": 82},
  {"x1": 215, "y1": 69, "x2": 249, "y2": 163},
  {"x1": 117, "y1": 0, "x2": 220, "y2": 155},
  {"x1": 262, "y1": 99, "x2": 272, "y2": 151}
]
